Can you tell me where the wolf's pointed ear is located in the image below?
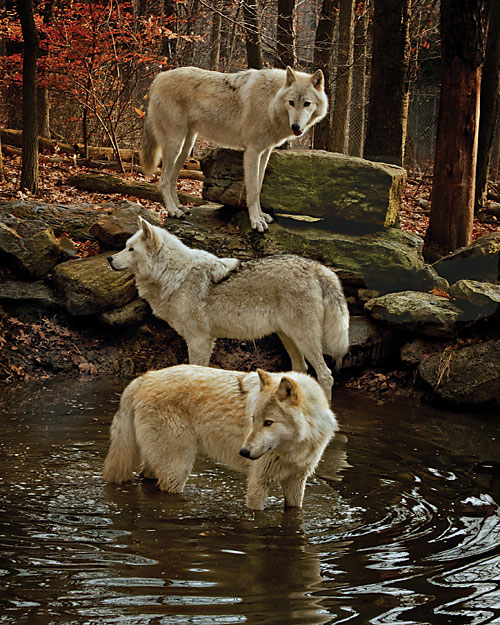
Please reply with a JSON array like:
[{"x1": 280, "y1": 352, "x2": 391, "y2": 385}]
[
  {"x1": 257, "y1": 369, "x2": 273, "y2": 389},
  {"x1": 311, "y1": 69, "x2": 324, "y2": 91},
  {"x1": 138, "y1": 216, "x2": 155, "y2": 241},
  {"x1": 276, "y1": 376, "x2": 301, "y2": 405},
  {"x1": 286, "y1": 66, "x2": 297, "y2": 87}
]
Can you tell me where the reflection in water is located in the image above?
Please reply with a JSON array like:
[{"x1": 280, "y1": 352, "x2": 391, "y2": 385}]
[{"x1": 0, "y1": 378, "x2": 498, "y2": 624}]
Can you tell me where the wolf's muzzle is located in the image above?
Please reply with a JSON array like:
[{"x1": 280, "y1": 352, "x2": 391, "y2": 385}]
[{"x1": 107, "y1": 256, "x2": 117, "y2": 270}]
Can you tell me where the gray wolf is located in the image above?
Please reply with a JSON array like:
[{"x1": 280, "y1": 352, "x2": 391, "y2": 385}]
[
  {"x1": 108, "y1": 218, "x2": 349, "y2": 400},
  {"x1": 141, "y1": 66, "x2": 328, "y2": 232},
  {"x1": 102, "y1": 364, "x2": 338, "y2": 510}
]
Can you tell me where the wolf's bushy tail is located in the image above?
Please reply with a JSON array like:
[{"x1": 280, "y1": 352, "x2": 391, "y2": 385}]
[
  {"x1": 140, "y1": 116, "x2": 161, "y2": 177},
  {"x1": 320, "y1": 268, "x2": 350, "y2": 370},
  {"x1": 102, "y1": 379, "x2": 141, "y2": 483}
]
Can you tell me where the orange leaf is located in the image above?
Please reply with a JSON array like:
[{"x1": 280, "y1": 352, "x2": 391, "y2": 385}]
[
  {"x1": 134, "y1": 107, "x2": 146, "y2": 119},
  {"x1": 430, "y1": 287, "x2": 452, "y2": 299}
]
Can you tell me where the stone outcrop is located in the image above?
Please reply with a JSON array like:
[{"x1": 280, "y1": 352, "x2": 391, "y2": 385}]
[
  {"x1": 52, "y1": 253, "x2": 137, "y2": 316},
  {"x1": 200, "y1": 148, "x2": 406, "y2": 229},
  {"x1": 0, "y1": 215, "x2": 60, "y2": 279},
  {"x1": 432, "y1": 233, "x2": 500, "y2": 284},
  {"x1": 418, "y1": 340, "x2": 500, "y2": 406},
  {"x1": 364, "y1": 291, "x2": 462, "y2": 338},
  {"x1": 89, "y1": 203, "x2": 162, "y2": 249},
  {"x1": 449, "y1": 279, "x2": 500, "y2": 320}
]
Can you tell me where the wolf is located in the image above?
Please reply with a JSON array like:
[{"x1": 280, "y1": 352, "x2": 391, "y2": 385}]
[
  {"x1": 108, "y1": 218, "x2": 349, "y2": 400},
  {"x1": 141, "y1": 65, "x2": 328, "y2": 232},
  {"x1": 102, "y1": 364, "x2": 338, "y2": 510}
]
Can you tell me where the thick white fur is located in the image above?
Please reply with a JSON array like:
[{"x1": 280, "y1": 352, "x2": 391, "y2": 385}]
[
  {"x1": 141, "y1": 66, "x2": 328, "y2": 232},
  {"x1": 108, "y1": 218, "x2": 350, "y2": 400},
  {"x1": 102, "y1": 364, "x2": 338, "y2": 510}
]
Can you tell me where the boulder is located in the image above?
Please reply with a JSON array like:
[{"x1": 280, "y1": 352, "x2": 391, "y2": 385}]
[
  {"x1": 0, "y1": 215, "x2": 60, "y2": 279},
  {"x1": 432, "y1": 233, "x2": 500, "y2": 284},
  {"x1": 200, "y1": 148, "x2": 406, "y2": 229},
  {"x1": 0, "y1": 280, "x2": 62, "y2": 309},
  {"x1": 343, "y1": 316, "x2": 395, "y2": 368},
  {"x1": 418, "y1": 340, "x2": 500, "y2": 406},
  {"x1": 100, "y1": 298, "x2": 149, "y2": 325},
  {"x1": 449, "y1": 279, "x2": 500, "y2": 320},
  {"x1": 365, "y1": 291, "x2": 462, "y2": 338},
  {"x1": 51, "y1": 253, "x2": 137, "y2": 316},
  {"x1": 89, "y1": 202, "x2": 162, "y2": 249},
  {"x1": 400, "y1": 337, "x2": 447, "y2": 366}
]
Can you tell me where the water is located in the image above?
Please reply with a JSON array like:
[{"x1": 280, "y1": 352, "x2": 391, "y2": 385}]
[{"x1": 0, "y1": 377, "x2": 498, "y2": 625}]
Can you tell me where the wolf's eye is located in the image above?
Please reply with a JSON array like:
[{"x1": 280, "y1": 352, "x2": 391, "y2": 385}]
[
  {"x1": 263, "y1": 419, "x2": 273, "y2": 427},
  {"x1": 289, "y1": 100, "x2": 295, "y2": 107},
  {"x1": 129, "y1": 247, "x2": 134, "y2": 252},
  {"x1": 304, "y1": 101, "x2": 311, "y2": 107}
]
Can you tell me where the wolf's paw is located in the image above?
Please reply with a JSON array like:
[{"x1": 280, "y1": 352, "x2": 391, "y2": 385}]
[
  {"x1": 167, "y1": 207, "x2": 187, "y2": 219},
  {"x1": 250, "y1": 210, "x2": 272, "y2": 232}
]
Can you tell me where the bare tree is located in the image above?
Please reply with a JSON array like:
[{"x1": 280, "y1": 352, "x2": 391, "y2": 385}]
[
  {"x1": 313, "y1": 0, "x2": 339, "y2": 150},
  {"x1": 17, "y1": 0, "x2": 39, "y2": 193},
  {"x1": 364, "y1": 0, "x2": 411, "y2": 166},
  {"x1": 276, "y1": 0, "x2": 297, "y2": 68},
  {"x1": 349, "y1": 0, "x2": 370, "y2": 157},
  {"x1": 475, "y1": 0, "x2": 500, "y2": 213},
  {"x1": 242, "y1": 0, "x2": 264, "y2": 68},
  {"x1": 425, "y1": 0, "x2": 488, "y2": 257},
  {"x1": 330, "y1": 0, "x2": 355, "y2": 153},
  {"x1": 209, "y1": 0, "x2": 222, "y2": 69}
]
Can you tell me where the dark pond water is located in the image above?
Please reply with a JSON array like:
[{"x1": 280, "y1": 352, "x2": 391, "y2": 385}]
[{"x1": 0, "y1": 377, "x2": 499, "y2": 625}]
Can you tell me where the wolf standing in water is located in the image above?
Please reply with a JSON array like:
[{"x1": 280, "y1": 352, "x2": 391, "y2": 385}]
[
  {"x1": 108, "y1": 218, "x2": 349, "y2": 401},
  {"x1": 141, "y1": 66, "x2": 328, "y2": 232},
  {"x1": 102, "y1": 365, "x2": 338, "y2": 510}
]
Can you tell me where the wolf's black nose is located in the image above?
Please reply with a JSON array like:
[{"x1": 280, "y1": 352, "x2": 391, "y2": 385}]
[
  {"x1": 107, "y1": 256, "x2": 114, "y2": 267},
  {"x1": 291, "y1": 123, "x2": 300, "y2": 132},
  {"x1": 239, "y1": 448, "x2": 251, "y2": 459}
]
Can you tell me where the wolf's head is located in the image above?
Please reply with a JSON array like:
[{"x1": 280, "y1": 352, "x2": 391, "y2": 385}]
[
  {"x1": 108, "y1": 216, "x2": 239, "y2": 280},
  {"x1": 239, "y1": 369, "x2": 308, "y2": 461},
  {"x1": 279, "y1": 67, "x2": 328, "y2": 137},
  {"x1": 107, "y1": 216, "x2": 182, "y2": 275}
]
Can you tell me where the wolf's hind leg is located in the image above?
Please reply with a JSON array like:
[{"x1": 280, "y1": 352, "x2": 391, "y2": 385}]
[
  {"x1": 277, "y1": 332, "x2": 308, "y2": 373},
  {"x1": 244, "y1": 147, "x2": 271, "y2": 232},
  {"x1": 170, "y1": 130, "x2": 197, "y2": 213},
  {"x1": 158, "y1": 131, "x2": 188, "y2": 218},
  {"x1": 136, "y1": 415, "x2": 197, "y2": 493},
  {"x1": 288, "y1": 331, "x2": 333, "y2": 400}
]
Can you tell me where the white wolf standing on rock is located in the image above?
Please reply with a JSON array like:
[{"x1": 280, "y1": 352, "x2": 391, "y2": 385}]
[
  {"x1": 108, "y1": 218, "x2": 349, "y2": 400},
  {"x1": 102, "y1": 364, "x2": 339, "y2": 510},
  {"x1": 141, "y1": 66, "x2": 328, "y2": 232}
]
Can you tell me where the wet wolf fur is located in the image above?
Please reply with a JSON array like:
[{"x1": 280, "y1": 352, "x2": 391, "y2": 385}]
[
  {"x1": 102, "y1": 365, "x2": 338, "y2": 510},
  {"x1": 141, "y1": 66, "x2": 328, "y2": 232},
  {"x1": 107, "y1": 218, "x2": 350, "y2": 400}
]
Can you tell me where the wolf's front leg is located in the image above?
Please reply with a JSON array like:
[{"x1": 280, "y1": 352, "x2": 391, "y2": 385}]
[
  {"x1": 186, "y1": 336, "x2": 215, "y2": 367},
  {"x1": 246, "y1": 463, "x2": 270, "y2": 510},
  {"x1": 280, "y1": 475, "x2": 307, "y2": 509},
  {"x1": 244, "y1": 148, "x2": 272, "y2": 232}
]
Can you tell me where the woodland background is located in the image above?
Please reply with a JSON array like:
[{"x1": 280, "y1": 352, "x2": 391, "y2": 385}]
[{"x1": 0, "y1": 0, "x2": 499, "y2": 257}]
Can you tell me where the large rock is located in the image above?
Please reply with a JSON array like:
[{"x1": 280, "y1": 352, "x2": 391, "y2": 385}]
[
  {"x1": 365, "y1": 291, "x2": 462, "y2": 338},
  {"x1": 51, "y1": 253, "x2": 137, "y2": 316},
  {"x1": 200, "y1": 148, "x2": 406, "y2": 229},
  {"x1": 418, "y1": 340, "x2": 500, "y2": 406},
  {"x1": 343, "y1": 316, "x2": 395, "y2": 368},
  {"x1": 0, "y1": 215, "x2": 60, "y2": 279},
  {"x1": 449, "y1": 279, "x2": 500, "y2": 320},
  {"x1": 433, "y1": 233, "x2": 500, "y2": 284},
  {"x1": 0, "y1": 280, "x2": 62, "y2": 309},
  {"x1": 89, "y1": 203, "x2": 162, "y2": 249}
]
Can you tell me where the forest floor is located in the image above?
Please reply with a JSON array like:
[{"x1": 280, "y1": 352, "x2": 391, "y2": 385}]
[{"x1": 1, "y1": 150, "x2": 499, "y2": 396}]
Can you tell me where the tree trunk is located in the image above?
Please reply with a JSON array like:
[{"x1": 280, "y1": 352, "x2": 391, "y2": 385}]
[
  {"x1": 364, "y1": 0, "x2": 411, "y2": 166},
  {"x1": 17, "y1": 0, "x2": 39, "y2": 194},
  {"x1": 330, "y1": 0, "x2": 355, "y2": 153},
  {"x1": 242, "y1": 0, "x2": 264, "y2": 69},
  {"x1": 312, "y1": 0, "x2": 339, "y2": 150},
  {"x1": 162, "y1": 0, "x2": 178, "y2": 60},
  {"x1": 475, "y1": 0, "x2": 500, "y2": 213},
  {"x1": 424, "y1": 0, "x2": 487, "y2": 258},
  {"x1": 209, "y1": 0, "x2": 222, "y2": 70},
  {"x1": 349, "y1": 1, "x2": 370, "y2": 157},
  {"x1": 275, "y1": 0, "x2": 297, "y2": 69},
  {"x1": 37, "y1": 85, "x2": 50, "y2": 138}
]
